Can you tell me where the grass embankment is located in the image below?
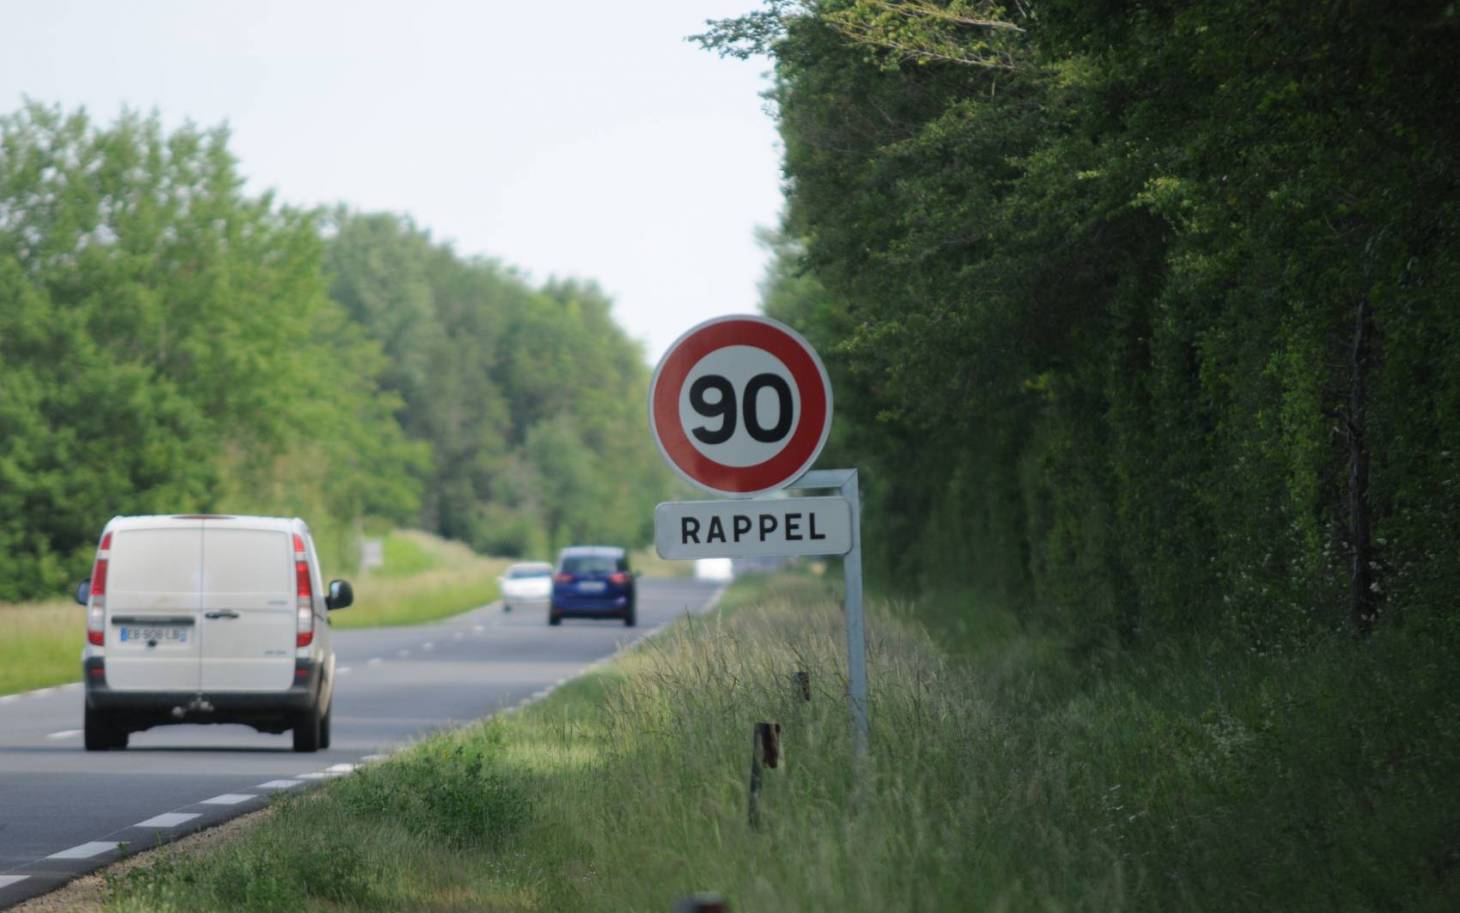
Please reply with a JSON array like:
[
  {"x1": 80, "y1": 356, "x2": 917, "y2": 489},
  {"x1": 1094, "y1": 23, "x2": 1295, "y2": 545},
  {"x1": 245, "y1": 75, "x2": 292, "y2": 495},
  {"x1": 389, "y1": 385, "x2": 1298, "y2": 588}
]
[
  {"x1": 0, "y1": 531, "x2": 506, "y2": 695},
  {"x1": 0, "y1": 599, "x2": 83, "y2": 696},
  {"x1": 329, "y1": 530, "x2": 507, "y2": 629},
  {"x1": 106, "y1": 574, "x2": 1460, "y2": 912}
]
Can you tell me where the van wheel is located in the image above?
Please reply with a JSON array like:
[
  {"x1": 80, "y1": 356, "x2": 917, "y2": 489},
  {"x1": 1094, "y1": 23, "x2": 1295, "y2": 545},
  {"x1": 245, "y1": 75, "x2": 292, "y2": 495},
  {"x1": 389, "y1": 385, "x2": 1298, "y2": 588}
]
[
  {"x1": 83, "y1": 706, "x2": 127, "y2": 751},
  {"x1": 548, "y1": 609, "x2": 562, "y2": 626},
  {"x1": 623, "y1": 601, "x2": 637, "y2": 627},
  {"x1": 319, "y1": 701, "x2": 332, "y2": 750},
  {"x1": 292, "y1": 702, "x2": 323, "y2": 752}
]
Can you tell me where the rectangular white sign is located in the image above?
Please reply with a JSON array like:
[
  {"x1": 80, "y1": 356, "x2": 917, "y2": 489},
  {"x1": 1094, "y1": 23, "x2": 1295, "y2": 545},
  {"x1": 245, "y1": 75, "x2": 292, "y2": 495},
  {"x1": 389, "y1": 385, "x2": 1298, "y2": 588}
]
[{"x1": 655, "y1": 497, "x2": 853, "y2": 560}]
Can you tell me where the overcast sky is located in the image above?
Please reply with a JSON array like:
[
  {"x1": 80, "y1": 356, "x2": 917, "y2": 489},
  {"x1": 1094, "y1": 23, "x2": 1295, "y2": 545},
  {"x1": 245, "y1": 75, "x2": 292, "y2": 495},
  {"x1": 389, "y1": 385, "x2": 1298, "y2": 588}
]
[{"x1": 0, "y1": 0, "x2": 783, "y2": 363}]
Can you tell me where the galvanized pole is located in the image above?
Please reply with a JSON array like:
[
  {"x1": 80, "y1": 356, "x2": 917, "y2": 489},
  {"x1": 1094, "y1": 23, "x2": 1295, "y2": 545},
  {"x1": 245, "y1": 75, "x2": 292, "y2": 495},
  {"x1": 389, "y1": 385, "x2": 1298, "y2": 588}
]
[
  {"x1": 840, "y1": 470, "x2": 868, "y2": 759},
  {"x1": 794, "y1": 469, "x2": 869, "y2": 759}
]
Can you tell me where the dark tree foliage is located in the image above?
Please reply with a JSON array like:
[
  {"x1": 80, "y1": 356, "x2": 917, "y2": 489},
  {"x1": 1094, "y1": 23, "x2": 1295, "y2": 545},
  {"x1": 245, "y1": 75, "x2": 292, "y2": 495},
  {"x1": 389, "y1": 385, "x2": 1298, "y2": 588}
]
[{"x1": 707, "y1": 1, "x2": 1460, "y2": 643}]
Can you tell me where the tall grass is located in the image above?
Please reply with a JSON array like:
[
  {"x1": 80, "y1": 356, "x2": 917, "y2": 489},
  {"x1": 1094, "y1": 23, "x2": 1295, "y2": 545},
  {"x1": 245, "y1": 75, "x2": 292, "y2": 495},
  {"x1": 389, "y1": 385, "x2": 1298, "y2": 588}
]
[
  {"x1": 330, "y1": 530, "x2": 508, "y2": 629},
  {"x1": 0, "y1": 599, "x2": 82, "y2": 694},
  {"x1": 105, "y1": 575, "x2": 1460, "y2": 912}
]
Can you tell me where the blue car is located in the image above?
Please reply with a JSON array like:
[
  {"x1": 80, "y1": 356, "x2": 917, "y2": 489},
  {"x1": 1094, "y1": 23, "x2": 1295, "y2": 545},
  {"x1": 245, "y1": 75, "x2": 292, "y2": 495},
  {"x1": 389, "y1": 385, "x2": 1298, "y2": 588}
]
[{"x1": 550, "y1": 546, "x2": 637, "y2": 627}]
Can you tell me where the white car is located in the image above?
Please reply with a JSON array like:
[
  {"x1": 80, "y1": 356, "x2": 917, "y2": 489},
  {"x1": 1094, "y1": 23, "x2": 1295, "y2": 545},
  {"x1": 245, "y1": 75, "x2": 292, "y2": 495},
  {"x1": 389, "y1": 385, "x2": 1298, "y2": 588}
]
[
  {"x1": 498, "y1": 561, "x2": 553, "y2": 612},
  {"x1": 75, "y1": 514, "x2": 352, "y2": 752},
  {"x1": 694, "y1": 558, "x2": 735, "y2": 582}
]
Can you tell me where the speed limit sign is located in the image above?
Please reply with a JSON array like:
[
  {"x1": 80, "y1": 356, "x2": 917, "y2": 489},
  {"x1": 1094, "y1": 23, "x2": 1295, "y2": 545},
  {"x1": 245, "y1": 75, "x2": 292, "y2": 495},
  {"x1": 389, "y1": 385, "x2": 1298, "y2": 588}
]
[{"x1": 649, "y1": 314, "x2": 833, "y2": 497}]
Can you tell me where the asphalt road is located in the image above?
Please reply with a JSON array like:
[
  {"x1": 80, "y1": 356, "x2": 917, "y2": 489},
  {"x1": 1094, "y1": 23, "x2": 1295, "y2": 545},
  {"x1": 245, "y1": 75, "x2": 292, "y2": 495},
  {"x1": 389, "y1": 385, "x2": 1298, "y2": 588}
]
[{"x1": 0, "y1": 577, "x2": 722, "y2": 909}]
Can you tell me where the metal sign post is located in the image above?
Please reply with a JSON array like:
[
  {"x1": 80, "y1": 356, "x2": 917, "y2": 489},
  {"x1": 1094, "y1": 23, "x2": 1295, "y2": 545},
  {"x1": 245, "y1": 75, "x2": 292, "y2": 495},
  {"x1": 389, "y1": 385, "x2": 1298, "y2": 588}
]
[
  {"x1": 792, "y1": 468, "x2": 867, "y2": 758},
  {"x1": 648, "y1": 315, "x2": 868, "y2": 765}
]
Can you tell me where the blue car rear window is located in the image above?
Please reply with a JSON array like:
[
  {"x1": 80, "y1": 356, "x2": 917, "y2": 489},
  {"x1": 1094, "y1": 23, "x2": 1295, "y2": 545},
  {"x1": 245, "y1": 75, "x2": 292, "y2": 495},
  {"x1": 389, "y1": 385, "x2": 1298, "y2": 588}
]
[{"x1": 561, "y1": 556, "x2": 625, "y2": 575}]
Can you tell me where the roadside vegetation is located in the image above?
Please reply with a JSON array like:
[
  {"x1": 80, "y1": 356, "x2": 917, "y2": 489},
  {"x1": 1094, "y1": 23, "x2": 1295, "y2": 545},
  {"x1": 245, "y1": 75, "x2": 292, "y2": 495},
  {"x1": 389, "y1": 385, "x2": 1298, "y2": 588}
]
[
  {"x1": 331, "y1": 530, "x2": 508, "y2": 629},
  {"x1": 0, "y1": 598, "x2": 82, "y2": 696},
  {"x1": 702, "y1": 1, "x2": 1460, "y2": 645},
  {"x1": 103, "y1": 574, "x2": 1460, "y2": 912},
  {"x1": 0, "y1": 104, "x2": 669, "y2": 603},
  {"x1": 0, "y1": 530, "x2": 503, "y2": 694}
]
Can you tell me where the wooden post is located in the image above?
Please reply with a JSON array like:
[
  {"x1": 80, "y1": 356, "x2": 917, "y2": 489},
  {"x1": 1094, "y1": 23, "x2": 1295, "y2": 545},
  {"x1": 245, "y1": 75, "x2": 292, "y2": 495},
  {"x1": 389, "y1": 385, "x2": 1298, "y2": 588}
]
[
  {"x1": 793, "y1": 670, "x2": 811, "y2": 702},
  {"x1": 747, "y1": 721, "x2": 781, "y2": 829}
]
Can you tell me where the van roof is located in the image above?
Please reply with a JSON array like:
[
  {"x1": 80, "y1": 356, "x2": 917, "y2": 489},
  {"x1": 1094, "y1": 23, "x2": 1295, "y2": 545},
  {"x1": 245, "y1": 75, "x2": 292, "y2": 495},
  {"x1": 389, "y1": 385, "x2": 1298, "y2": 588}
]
[{"x1": 104, "y1": 515, "x2": 305, "y2": 535}]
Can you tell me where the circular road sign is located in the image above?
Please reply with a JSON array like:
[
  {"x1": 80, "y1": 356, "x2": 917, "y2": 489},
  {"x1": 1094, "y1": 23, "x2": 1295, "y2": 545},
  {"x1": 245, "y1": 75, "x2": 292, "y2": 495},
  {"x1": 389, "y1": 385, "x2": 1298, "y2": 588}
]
[{"x1": 649, "y1": 314, "x2": 833, "y2": 497}]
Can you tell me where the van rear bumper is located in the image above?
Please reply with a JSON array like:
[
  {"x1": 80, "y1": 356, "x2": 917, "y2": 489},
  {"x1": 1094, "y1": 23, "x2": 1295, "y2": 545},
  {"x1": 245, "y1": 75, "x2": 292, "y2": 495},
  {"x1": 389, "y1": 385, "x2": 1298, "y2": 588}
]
[{"x1": 84, "y1": 657, "x2": 322, "y2": 731}]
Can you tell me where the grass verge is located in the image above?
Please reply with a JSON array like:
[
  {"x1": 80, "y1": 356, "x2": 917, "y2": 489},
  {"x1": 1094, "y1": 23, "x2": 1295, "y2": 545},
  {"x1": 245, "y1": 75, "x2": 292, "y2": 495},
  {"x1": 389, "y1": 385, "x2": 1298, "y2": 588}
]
[
  {"x1": 330, "y1": 530, "x2": 507, "y2": 629},
  {"x1": 0, "y1": 530, "x2": 506, "y2": 694},
  {"x1": 104, "y1": 574, "x2": 1460, "y2": 912},
  {"x1": 0, "y1": 599, "x2": 83, "y2": 696}
]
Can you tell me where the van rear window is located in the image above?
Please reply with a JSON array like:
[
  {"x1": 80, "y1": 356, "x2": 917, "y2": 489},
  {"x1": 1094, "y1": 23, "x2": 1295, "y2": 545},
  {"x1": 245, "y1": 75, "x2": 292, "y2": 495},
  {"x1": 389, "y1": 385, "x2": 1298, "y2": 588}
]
[
  {"x1": 203, "y1": 529, "x2": 291, "y2": 594},
  {"x1": 109, "y1": 529, "x2": 204, "y2": 594}
]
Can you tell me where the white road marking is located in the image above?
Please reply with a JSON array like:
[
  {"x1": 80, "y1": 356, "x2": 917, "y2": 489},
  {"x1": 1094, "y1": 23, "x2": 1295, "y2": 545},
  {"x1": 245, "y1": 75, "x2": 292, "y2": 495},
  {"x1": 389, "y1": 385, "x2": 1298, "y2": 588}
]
[
  {"x1": 472, "y1": 625, "x2": 485, "y2": 633},
  {"x1": 367, "y1": 657, "x2": 383, "y2": 665},
  {"x1": 258, "y1": 779, "x2": 303, "y2": 789},
  {"x1": 45, "y1": 730, "x2": 81, "y2": 740},
  {"x1": 297, "y1": 772, "x2": 332, "y2": 779},
  {"x1": 49, "y1": 842, "x2": 119, "y2": 860},
  {"x1": 326, "y1": 763, "x2": 356, "y2": 773},
  {"x1": 361, "y1": 754, "x2": 386, "y2": 763},
  {"x1": 199, "y1": 794, "x2": 256, "y2": 806},
  {"x1": 0, "y1": 695, "x2": 17, "y2": 704},
  {"x1": 337, "y1": 666, "x2": 352, "y2": 675},
  {"x1": 452, "y1": 632, "x2": 464, "y2": 640},
  {"x1": 135, "y1": 812, "x2": 200, "y2": 828},
  {"x1": 0, "y1": 875, "x2": 29, "y2": 888},
  {"x1": 397, "y1": 649, "x2": 410, "y2": 657},
  {"x1": 29, "y1": 688, "x2": 56, "y2": 698},
  {"x1": 422, "y1": 642, "x2": 434, "y2": 651}
]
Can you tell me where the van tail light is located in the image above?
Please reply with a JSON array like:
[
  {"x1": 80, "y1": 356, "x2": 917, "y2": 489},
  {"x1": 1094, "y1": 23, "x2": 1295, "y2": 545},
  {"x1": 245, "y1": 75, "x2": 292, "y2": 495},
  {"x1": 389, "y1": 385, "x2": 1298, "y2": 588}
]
[
  {"x1": 87, "y1": 533, "x2": 111, "y2": 645},
  {"x1": 294, "y1": 534, "x2": 314, "y2": 648},
  {"x1": 609, "y1": 572, "x2": 630, "y2": 586},
  {"x1": 554, "y1": 573, "x2": 574, "y2": 584}
]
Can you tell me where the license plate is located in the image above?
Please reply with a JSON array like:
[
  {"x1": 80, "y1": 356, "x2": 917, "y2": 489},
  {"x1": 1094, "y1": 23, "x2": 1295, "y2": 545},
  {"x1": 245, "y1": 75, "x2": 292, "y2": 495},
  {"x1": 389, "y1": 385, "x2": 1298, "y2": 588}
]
[
  {"x1": 578, "y1": 581, "x2": 606, "y2": 593},
  {"x1": 119, "y1": 625, "x2": 189, "y2": 644}
]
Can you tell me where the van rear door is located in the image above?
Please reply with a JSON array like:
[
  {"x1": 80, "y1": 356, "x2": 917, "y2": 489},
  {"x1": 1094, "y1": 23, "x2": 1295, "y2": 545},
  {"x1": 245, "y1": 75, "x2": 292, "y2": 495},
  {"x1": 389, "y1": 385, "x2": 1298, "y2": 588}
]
[
  {"x1": 104, "y1": 523, "x2": 204, "y2": 693},
  {"x1": 198, "y1": 522, "x2": 295, "y2": 692}
]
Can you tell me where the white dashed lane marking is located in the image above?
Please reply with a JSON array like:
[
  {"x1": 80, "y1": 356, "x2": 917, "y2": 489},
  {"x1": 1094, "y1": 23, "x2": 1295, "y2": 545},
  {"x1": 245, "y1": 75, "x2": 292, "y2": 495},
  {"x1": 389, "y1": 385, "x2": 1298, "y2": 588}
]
[
  {"x1": 337, "y1": 666, "x2": 352, "y2": 675},
  {"x1": 397, "y1": 649, "x2": 411, "y2": 657},
  {"x1": 297, "y1": 772, "x2": 331, "y2": 779},
  {"x1": 199, "y1": 794, "x2": 256, "y2": 806},
  {"x1": 326, "y1": 763, "x2": 356, "y2": 773},
  {"x1": 422, "y1": 642, "x2": 434, "y2": 651},
  {"x1": 0, "y1": 875, "x2": 28, "y2": 888},
  {"x1": 258, "y1": 779, "x2": 302, "y2": 789},
  {"x1": 45, "y1": 730, "x2": 81, "y2": 740},
  {"x1": 48, "y1": 842, "x2": 119, "y2": 860},
  {"x1": 367, "y1": 657, "x2": 383, "y2": 665},
  {"x1": 135, "y1": 812, "x2": 200, "y2": 828}
]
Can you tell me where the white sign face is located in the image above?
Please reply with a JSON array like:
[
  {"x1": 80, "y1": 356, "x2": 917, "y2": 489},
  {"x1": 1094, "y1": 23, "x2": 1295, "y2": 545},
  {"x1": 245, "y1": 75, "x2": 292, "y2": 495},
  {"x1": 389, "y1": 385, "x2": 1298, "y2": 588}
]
[
  {"x1": 655, "y1": 497, "x2": 853, "y2": 560},
  {"x1": 649, "y1": 315, "x2": 833, "y2": 497}
]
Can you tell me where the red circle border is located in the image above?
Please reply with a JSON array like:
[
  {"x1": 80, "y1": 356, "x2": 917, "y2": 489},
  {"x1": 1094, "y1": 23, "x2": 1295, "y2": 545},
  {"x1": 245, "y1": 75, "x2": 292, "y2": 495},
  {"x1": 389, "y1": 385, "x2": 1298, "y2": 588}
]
[{"x1": 650, "y1": 317, "x2": 831, "y2": 496}]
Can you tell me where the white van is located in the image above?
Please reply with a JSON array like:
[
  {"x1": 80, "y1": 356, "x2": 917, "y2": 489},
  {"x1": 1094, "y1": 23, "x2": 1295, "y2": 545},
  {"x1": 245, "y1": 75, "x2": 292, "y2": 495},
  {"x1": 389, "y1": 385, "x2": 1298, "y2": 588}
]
[{"x1": 74, "y1": 515, "x2": 352, "y2": 752}]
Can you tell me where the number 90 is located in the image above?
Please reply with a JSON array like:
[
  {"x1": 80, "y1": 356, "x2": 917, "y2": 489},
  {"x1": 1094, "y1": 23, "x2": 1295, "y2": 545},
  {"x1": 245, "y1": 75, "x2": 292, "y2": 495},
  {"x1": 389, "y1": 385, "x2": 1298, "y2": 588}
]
[{"x1": 689, "y1": 373, "x2": 794, "y2": 446}]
